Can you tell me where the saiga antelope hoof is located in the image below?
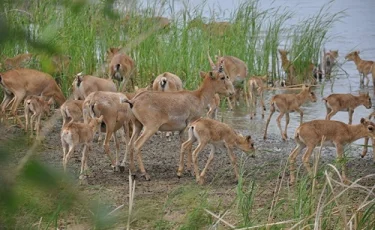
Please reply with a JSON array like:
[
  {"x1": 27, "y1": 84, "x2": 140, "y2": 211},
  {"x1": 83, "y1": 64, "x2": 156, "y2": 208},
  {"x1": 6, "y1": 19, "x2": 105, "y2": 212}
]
[
  {"x1": 141, "y1": 173, "x2": 151, "y2": 181},
  {"x1": 79, "y1": 174, "x2": 88, "y2": 180}
]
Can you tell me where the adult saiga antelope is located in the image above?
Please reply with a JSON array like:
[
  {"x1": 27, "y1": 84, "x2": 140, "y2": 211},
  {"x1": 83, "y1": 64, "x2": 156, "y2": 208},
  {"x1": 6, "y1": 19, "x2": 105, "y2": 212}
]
[
  {"x1": 345, "y1": 51, "x2": 375, "y2": 88},
  {"x1": 122, "y1": 64, "x2": 235, "y2": 180},
  {"x1": 263, "y1": 85, "x2": 317, "y2": 141},
  {"x1": 107, "y1": 47, "x2": 136, "y2": 92},
  {"x1": 207, "y1": 51, "x2": 248, "y2": 110},
  {"x1": 72, "y1": 72, "x2": 117, "y2": 100},
  {"x1": 152, "y1": 72, "x2": 183, "y2": 91},
  {"x1": 0, "y1": 68, "x2": 66, "y2": 128},
  {"x1": 289, "y1": 118, "x2": 375, "y2": 185},
  {"x1": 83, "y1": 91, "x2": 134, "y2": 170}
]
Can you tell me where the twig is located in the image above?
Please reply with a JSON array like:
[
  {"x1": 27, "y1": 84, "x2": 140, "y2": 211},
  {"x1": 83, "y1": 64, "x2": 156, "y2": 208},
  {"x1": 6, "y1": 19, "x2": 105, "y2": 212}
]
[
  {"x1": 236, "y1": 219, "x2": 299, "y2": 230},
  {"x1": 204, "y1": 209, "x2": 235, "y2": 229}
]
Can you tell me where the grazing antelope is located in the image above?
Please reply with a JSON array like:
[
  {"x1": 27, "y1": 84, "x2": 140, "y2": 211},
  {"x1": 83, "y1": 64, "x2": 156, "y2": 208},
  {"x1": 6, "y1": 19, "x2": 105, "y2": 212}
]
[
  {"x1": 83, "y1": 91, "x2": 134, "y2": 170},
  {"x1": 263, "y1": 85, "x2": 317, "y2": 141},
  {"x1": 0, "y1": 68, "x2": 66, "y2": 128},
  {"x1": 247, "y1": 75, "x2": 268, "y2": 119},
  {"x1": 61, "y1": 115, "x2": 103, "y2": 178},
  {"x1": 107, "y1": 47, "x2": 136, "y2": 92},
  {"x1": 323, "y1": 92, "x2": 372, "y2": 124},
  {"x1": 187, "y1": 17, "x2": 231, "y2": 36},
  {"x1": 323, "y1": 50, "x2": 339, "y2": 78},
  {"x1": 122, "y1": 65, "x2": 235, "y2": 180},
  {"x1": 207, "y1": 93, "x2": 220, "y2": 119},
  {"x1": 24, "y1": 95, "x2": 53, "y2": 137},
  {"x1": 152, "y1": 72, "x2": 183, "y2": 92},
  {"x1": 207, "y1": 51, "x2": 248, "y2": 110},
  {"x1": 345, "y1": 51, "x2": 374, "y2": 87},
  {"x1": 3, "y1": 53, "x2": 33, "y2": 69},
  {"x1": 178, "y1": 118, "x2": 255, "y2": 184},
  {"x1": 60, "y1": 99, "x2": 84, "y2": 126},
  {"x1": 289, "y1": 118, "x2": 375, "y2": 185},
  {"x1": 72, "y1": 72, "x2": 117, "y2": 100}
]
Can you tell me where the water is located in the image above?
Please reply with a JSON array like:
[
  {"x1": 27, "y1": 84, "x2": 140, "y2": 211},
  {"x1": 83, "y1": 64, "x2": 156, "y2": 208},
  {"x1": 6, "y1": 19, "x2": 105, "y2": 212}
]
[{"x1": 167, "y1": 0, "x2": 375, "y2": 140}]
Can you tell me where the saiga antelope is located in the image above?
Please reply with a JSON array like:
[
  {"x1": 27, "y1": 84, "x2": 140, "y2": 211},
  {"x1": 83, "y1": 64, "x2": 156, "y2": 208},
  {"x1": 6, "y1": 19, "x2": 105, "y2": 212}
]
[
  {"x1": 84, "y1": 91, "x2": 134, "y2": 170},
  {"x1": 179, "y1": 118, "x2": 254, "y2": 184},
  {"x1": 0, "y1": 68, "x2": 66, "y2": 128},
  {"x1": 107, "y1": 47, "x2": 136, "y2": 92},
  {"x1": 24, "y1": 95, "x2": 53, "y2": 137},
  {"x1": 323, "y1": 50, "x2": 339, "y2": 78},
  {"x1": 61, "y1": 115, "x2": 103, "y2": 179},
  {"x1": 187, "y1": 17, "x2": 231, "y2": 36},
  {"x1": 122, "y1": 65, "x2": 235, "y2": 180},
  {"x1": 345, "y1": 51, "x2": 375, "y2": 88},
  {"x1": 207, "y1": 51, "x2": 248, "y2": 110},
  {"x1": 263, "y1": 85, "x2": 317, "y2": 141},
  {"x1": 247, "y1": 75, "x2": 268, "y2": 119},
  {"x1": 60, "y1": 99, "x2": 84, "y2": 126},
  {"x1": 289, "y1": 118, "x2": 375, "y2": 185},
  {"x1": 323, "y1": 92, "x2": 372, "y2": 124},
  {"x1": 361, "y1": 111, "x2": 375, "y2": 162}
]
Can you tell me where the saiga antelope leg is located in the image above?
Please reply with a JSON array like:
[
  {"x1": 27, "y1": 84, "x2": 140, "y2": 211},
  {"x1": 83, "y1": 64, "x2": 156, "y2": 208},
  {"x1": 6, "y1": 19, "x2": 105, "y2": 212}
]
[
  {"x1": 289, "y1": 143, "x2": 305, "y2": 185},
  {"x1": 191, "y1": 141, "x2": 208, "y2": 183},
  {"x1": 125, "y1": 120, "x2": 143, "y2": 175},
  {"x1": 283, "y1": 112, "x2": 290, "y2": 139},
  {"x1": 335, "y1": 144, "x2": 348, "y2": 183},
  {"x1": 348, "y1": 109, "x2": 354, "y2": 125},
  {"x1": 276, "y1": 111, "x2": 285, "y2": 140},
  {"x1": 263, "y1": 103, "x2": 275, "y2": 139},
  {"x1": 178, "y1": 138, "x2": 194, "y2": 177},
  {"x1": 226, "y1": 145, "x2": 239, "y2": 182},
  {"x1": 133, "y1": 126, "x2": 159, "y2": 180},
  {"x1": 295, "y1": 108, "x2": 304, "y2": 125},
  {"x1": 199, "y1": 144, "x2": 216, "y2": 185},
  {"x1": 10, "y1": 92, "x2": 26, "y2": 129},
  {"x1": 301, "y1": 145, "x2": 315, "y2": 178}
]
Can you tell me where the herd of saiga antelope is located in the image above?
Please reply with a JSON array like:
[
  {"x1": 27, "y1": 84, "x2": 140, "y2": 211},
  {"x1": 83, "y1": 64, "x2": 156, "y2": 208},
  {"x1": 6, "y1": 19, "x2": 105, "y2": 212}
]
[{"x1": 1, "y1": 48, "x2": 375, "y2": 185}]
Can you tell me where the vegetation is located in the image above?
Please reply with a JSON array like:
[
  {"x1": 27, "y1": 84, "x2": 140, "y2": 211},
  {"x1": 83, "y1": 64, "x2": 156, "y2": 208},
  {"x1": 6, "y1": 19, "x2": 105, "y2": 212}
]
[{"x1": 2, "y1": 0, "x2": 374, "y2": 229}]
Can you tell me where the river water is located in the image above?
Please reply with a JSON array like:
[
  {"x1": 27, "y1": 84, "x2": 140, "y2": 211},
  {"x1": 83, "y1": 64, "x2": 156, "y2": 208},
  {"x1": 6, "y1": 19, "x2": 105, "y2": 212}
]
[{"x1": 166, "y1": 0, "x2": 375, "y2": 140}]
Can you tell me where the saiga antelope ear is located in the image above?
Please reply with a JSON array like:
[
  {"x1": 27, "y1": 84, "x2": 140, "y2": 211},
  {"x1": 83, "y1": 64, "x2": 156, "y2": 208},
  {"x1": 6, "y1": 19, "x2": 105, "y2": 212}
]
[
  {"x1": 199, "y1": 71, "x2": 207, "y2": 78},
  {"x1": 360, "y1": 117, "x2": 366, "y2": 124},
  {"x1": 246, "y1": 135, "x2": 252, "y2": 141}
]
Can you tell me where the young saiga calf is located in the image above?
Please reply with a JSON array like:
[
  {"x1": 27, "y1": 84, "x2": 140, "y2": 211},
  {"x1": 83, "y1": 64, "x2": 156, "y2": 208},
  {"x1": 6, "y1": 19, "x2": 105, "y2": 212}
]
[
  {"x1": 60, "y1": 99, "x2": 84, "y2": 126},
  {"x1": 247, "y1": 75, "x2": 268, "y2": 119},
  {"x1": 263, "y1": 85, "x2": 317, "y2": 141},
  {"x1": 289, "y1": 118, "x2": 375, "y2": 185},
  {"x1": 24, "y1": 95, "x2": 53, "y2": 137},
  {"x1": 178, "y1": 118, "x2": 255, "y2": 185},
  {"x1": 323, "y1": 92, "x2": 372, "y2": 124},
  {"x1": 61, "y1": 115, "x2": 103, "y2": 179},
  {"x1": 345, "y1": 51, "x2": 374, "y2": 88}
]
